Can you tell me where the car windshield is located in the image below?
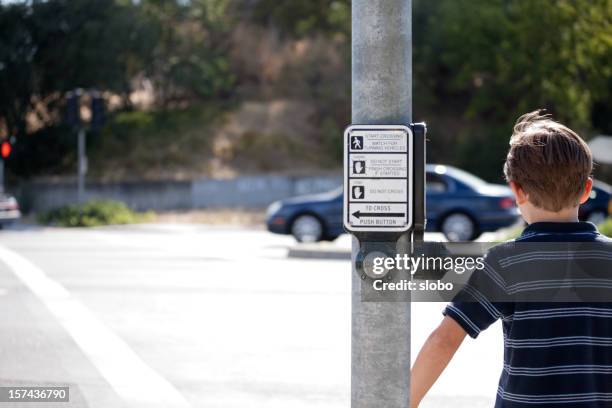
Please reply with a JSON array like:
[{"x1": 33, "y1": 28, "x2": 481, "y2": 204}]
[{"x1": 447, "y1": 167, "x2": 488, "y2": 188}]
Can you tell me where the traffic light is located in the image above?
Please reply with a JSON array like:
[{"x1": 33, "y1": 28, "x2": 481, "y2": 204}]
[
  {"x1": 91, "y1": 96, "x2": 105, "y2": 131},
  {"x1": 1, "y1": 141, "x2": 11, "y2": 159},
  {"x1": 65, "y1": 93, "x2": 81, "y2": 128}
]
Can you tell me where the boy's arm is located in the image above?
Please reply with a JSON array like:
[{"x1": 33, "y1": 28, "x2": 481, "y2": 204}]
[{"x1": 410, "y1": 316, "x2": 467, "y2": 408}]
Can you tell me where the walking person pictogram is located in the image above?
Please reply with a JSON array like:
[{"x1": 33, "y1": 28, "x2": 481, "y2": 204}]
[{"x1": 351, "y1": 136, "x2": 363, "y2": 150}]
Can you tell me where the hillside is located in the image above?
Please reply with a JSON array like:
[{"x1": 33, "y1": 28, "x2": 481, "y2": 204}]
[{"x1": 2, "y1": 0, "x2": 611, "y2": 183}]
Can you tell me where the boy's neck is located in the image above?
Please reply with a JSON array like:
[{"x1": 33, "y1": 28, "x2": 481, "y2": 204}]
[{"x1": 525, "y1": 204, "x2": 580, "y2": 224}]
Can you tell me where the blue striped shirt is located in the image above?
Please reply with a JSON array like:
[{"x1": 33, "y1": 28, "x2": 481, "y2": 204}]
[{"x1": 444, "y1": 222, "x2": 612, "y2": 407}]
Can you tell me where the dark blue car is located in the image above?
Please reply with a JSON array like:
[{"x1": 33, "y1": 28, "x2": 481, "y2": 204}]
[
  {"x1": 266, "y1": 165, "x2": 521, "y2": 242},
  {"x1": 578, "y1": 180, "x2": 611, "y2": 225}
]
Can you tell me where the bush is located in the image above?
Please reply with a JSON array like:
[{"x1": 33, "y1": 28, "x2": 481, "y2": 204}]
[
  {"x1": 88, "y1": 103, "x2": 230, "y2": 179},
  {"x1": 598, "y1": 218, "x2": 612, "y2": 238},
  {"x1": 38, "y1": 200, "x2": 154, "y2": 227}
]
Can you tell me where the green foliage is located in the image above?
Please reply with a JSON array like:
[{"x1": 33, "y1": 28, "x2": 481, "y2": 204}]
[
  {"x1": 251, "y1": 0, "x2": 350, "y2": 37},
  {"x1": 0, "y1": 0, "x2": 157, "y2": 139},
  {"x1": 414, "y1": 0, "x2": 612, "y2": 180},
  {"x1": 2, "y1": 0, "x2": 611, "y2": 181},
  {"x1": 38, "y1": 200, "x2": 154, "y2": 227},
  {"x1": 29, "y1": 0, "x2": 155, "y2": 95},
  {"x1": 165, "y1": 55, "x2": 234, "y2": 101},
  {"x1": 0, "y1": 0, "x2": 234, "y2": 137},
  {"x1": 7, "y1": 102, "x2": 228, "y2": 179},
  {"x1": 139, "y1": 0, "x2": 235, "y2": 103},
  {"x1": 598, "y1": 218, "x2": 612, "y2": 238},
  {"x1": 0, "y1": 2, "x2": 35, "y2": 136},
  {"x1": 436, "y1": 0, "x2": 610, "y2": 127},
  {"x1": 87, "y1": 103, "x2": 229, "y2": 179}
]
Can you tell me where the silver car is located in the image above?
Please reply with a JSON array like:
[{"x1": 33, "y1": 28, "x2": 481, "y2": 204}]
[{"x1": 0, "y1": 194, "x2": 20, "y2": 228}]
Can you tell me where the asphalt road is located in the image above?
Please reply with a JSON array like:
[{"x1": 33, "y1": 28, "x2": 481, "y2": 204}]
[{"x1": 0, "y1": 224, "x2": 502, "y2": 408}]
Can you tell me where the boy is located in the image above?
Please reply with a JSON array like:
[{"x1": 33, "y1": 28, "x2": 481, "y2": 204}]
[{"x1": 411, "y1": 110, "x2": 612, "y2": 407}]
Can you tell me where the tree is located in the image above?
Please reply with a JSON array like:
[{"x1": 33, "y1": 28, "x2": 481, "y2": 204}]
[
  {"x1": 0, "y1": 3, "x2": 35, "y2": 137},
  {"x1": 250, "y1": 0, "x2": 350, "y2": 38},
  {"x1": 413, "y1": 0, "x2": 612, "y2": 180},
  {"x1": 138, "y1": 0, "x2": 235, "y2": 105},
  {"x1": 30, "y1": 0, "x2": 158, "y2": 105}
]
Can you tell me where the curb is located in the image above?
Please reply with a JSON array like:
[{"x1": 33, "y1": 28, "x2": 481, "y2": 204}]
[{"x1": 287, "y1": 245, "x2": 350, "y2": 260}]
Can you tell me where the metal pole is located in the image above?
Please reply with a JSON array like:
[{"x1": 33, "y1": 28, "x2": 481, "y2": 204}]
[
  {"x1": 0, "y1": 159, "x2": 4, "y2": 194},
  {"x1": 351, "y1": 1, "x2": 412, "y2": 408},
  {"x1": 77, "y1": 127, "x2": 87, "y2": 203}
]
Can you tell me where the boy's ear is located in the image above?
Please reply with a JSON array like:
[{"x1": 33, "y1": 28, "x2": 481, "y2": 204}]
[
  {"x1": 579, "y1": 177, "x2": 593, "y2": 205},
  {"x1": 509, "y1": 181, "x2": 528, "y2": 205}
]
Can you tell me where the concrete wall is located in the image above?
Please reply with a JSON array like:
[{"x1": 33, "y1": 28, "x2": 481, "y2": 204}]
[{"x1": 16, "y1": 175, "x2": 342, "y2": 213}]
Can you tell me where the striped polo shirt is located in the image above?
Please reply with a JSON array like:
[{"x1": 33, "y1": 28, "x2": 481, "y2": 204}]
[{"x1": 444, "y1": 222, "x2": 612, "y2": 407}]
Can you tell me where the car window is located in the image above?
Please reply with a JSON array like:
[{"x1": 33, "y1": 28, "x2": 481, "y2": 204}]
[
  {"x1": 447, "y1": 167, "x2": 487, "y2": 188},
  {"x1": 426, "y1": 173, "x2": 448, "y2": 193}
]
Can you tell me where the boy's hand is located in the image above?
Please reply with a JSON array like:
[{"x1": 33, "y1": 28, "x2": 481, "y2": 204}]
[{"x1": 410, "y1": 316, "x2": 467, "y2": 408}]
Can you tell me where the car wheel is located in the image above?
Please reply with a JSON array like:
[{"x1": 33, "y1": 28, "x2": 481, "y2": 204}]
[
  {"x1": 586, "y1": 210, "x2": 607, "y2": 226},
  {"x1": 291, "y1": 214, "x2": 324, "y2": 243},
  {"x1": 441, "y1": 212, "x2": 477, "y2": 242}
]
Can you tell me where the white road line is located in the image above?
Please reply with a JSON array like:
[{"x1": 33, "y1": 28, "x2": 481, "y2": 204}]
[{"x1": 0, "y1": 245, "x2": 192, "y2": 408}]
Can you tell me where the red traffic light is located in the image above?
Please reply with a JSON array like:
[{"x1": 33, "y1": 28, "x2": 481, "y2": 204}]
[{"x1": 1, "y1": 141, "x2": 11, "y2": 159}]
